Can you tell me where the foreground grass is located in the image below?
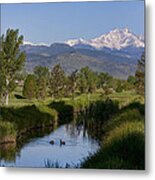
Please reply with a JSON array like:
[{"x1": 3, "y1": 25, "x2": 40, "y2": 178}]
[
  {"x1": 81, "y1": 103, "x2": 145, "y2": 170},
  {"x1": 0, "y1": 103, "x2": 58, "y2": 144},
  {"x1": 0, "y1": 121, "x2": 17, "y2": 144},
  {"x1": 0, "y1": 91, "x2": 98, "y2": 143}
]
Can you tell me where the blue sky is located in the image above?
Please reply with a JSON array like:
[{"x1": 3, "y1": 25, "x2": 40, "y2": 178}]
[{"x1": 1, "y1": 1, "x2": 144, "y2": 44}]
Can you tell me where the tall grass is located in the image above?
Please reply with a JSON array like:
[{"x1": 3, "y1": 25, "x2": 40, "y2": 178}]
[
  {"x1": 81, "y1": 102, "x2": 145, "y2": 170},
  {"x1": 103, "y1": 108, "x2": 143, "y2": 133},
  {"x1": 0, "y1": 121, "x2": 16, "y2": 143},
  {"x1": 0, "y1": 104, "x2": 58, "y2": 144},
  {"x1": 44, "y1": 160, "x2": 80, "y2": 168},
  {"x1": 75, "y1": 98, "x2": 119, "y2": 138},
  {"x1": 0, "y1": 143, "x2": 17, "y2": 162}
]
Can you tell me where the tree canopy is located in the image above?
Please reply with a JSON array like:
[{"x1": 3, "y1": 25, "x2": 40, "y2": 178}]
[
  {"x1": 34, "y1": 66, "x2": 49, "y2": 99},
  {"x1": 23, "y1": 74, "x2": 37, "y2": 100},
  {"x1": 49, "y1": 64, "x2": 67, "y2": 98},
  {"x1": 0, "y1": 29, "x2": 26, "y2": 105}
]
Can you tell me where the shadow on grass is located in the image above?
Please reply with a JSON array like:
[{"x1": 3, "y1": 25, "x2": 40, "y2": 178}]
[
  {"x1": 49, "y1": 101, "x2": 74, "y2": 124},
  {"x1": 14, "y1": 94, "x2": 26, "y2": 99}
]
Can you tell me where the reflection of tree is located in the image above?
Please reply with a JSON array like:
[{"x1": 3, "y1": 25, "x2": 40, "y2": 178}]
[
  {"x1": 65, "y1": 123, "x2": 87, "y2": 138},
  {"x1": 0, "y1": 127, "x2": 53, "y2": 163}
]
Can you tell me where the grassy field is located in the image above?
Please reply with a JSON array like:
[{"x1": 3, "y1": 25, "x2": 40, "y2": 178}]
[
  {"x1": 8, "y1": 86, "x2": 142, "y2": 107},
  {"x1": 0, "y1": 86, "x2": 145, "y2": 169}
]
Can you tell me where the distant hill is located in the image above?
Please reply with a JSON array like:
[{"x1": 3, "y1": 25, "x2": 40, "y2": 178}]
[{"x1": 22, "y1": 28, "x2": 144, "y2": 79}]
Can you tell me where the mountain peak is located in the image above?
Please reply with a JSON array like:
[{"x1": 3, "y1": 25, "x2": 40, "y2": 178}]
[
  {"x1": 66, "y1": 28, "x2": 144, "y2": 50},
  {"x1": 23, "y1": 41, "x2": 49, "y2": 47},
  {"x1": 109, "y1": 28, "x2": 128, "y2": 34},
  {"x1": 66, "y1": 38, "x2": 87, "y2": 46}
]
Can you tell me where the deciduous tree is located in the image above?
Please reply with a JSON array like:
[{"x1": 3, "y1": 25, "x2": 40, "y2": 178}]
[
  {"x1": 23, "y1": 74, "x2": 37, "y2": 100},
  {"x1": 34, "y1": 66, "x2": 49, "y2": 99},
  {"x1": 0, "y1": 29, "x2": 25, "y2": 105},
  {"x1": 77, "y1": 66, "x2": 98, "y2": 94}
]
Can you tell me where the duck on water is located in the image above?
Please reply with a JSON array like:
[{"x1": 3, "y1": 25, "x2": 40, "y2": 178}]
[{"x1": 49, "y1": 139, "x2": 66, "y2": 145}]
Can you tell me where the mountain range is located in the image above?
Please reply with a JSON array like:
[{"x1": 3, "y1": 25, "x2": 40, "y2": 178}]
[{"x1": 21, "y1": 28, "x2": 144, "y2": 79}]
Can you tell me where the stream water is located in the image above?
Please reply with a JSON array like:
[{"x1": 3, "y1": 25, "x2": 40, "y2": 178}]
[{"x1": 0, "y1": 123, "x2": 100, "y2": 168}]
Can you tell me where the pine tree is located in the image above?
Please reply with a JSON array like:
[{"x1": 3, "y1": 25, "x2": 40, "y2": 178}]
[
  {"x1": 49, "y1": 64, "x2": 66, "y2": 99},
  {"x1": 0, "y1": 29, "x2": 26, "y2": 105},
  {"x1": 77, "y1": 67, "x2": 98, "y2": 94},
  {"x1": 34, "y1": 66, "x2": 49, "y2": 99},
  {"x1": 23, "y1": 75, "x2": 37, "y2": 100}
]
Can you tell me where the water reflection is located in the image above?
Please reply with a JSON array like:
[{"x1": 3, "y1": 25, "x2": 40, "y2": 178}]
[{"x1": 0, "y1": 123, "x2": 99, "y2": 168}]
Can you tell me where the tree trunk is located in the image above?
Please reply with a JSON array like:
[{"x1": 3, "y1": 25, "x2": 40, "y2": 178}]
[
  {"x1": 5, "y1": 92, "x2": 9, "y2": 106},
  {"x1": 5, "y1": 78, "x2": 9, "y2": 106}
]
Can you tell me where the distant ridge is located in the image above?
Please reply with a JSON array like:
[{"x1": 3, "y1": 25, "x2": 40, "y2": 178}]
[{"x1": 22, "y1": 28, "x2": 144, "y2": 79}]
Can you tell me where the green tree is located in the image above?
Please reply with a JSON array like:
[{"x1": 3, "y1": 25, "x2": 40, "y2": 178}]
[
  {"x1": 127, "y1": 75, "x2": 136, "y2": 91},
  {"x1": 115, "y1": 79, "x2": 124, "y2": 93},
  {"x1": 135, "y1": 53, "x2": 145, "y2": 96},
  {"x1": 23, "y1": 74, "x2": 37, "y2": 100},
  {"x1": 98, "y1": 72, "x2": 113, "y2": 94},
  {"x1": 68, "y1": 70, "x2": 78, "y2": 99},
  {"x1": 34, "y1": 66, "x2": 49, "y2": 99},
  {"x1": 49, "y1": 64, "x2": 66, "y2": 99},
  {"x1": 77, "y1": 66, "x2": 98, "y2": 94},
  {"x1": 127, "y1": 75, "x2": 136, "y2": 85},
  {"x1": 0, "y1": 29, "x2": 26, "y2": 105}
]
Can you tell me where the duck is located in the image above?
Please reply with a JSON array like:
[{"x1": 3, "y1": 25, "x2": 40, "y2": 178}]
[
  {"x1": 49, "y1": 140, "x2": 55, "y2": 145},
  {"x1": 60, "y1": 139, "x2": 65, "y2": 145}
]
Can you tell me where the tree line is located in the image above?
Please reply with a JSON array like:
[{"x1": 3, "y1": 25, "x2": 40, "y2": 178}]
[
  {"x1": 0, "y1": 29, "x2": 145, "y2": 105},
  {"x1": 22, "y1": 64, "x2": 138, "y2": 101}
]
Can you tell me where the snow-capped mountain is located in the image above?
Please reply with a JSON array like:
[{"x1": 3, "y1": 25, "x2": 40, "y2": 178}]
[
  {"x1": 22, "y1": 28, "x2": 144, "y2": 79},
  {"x1": 23, "y1": 41, "x2": 49, "y2": 47},
  {"x1": 66, "y1": 28, "x2": 144, "y2": 50}
]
